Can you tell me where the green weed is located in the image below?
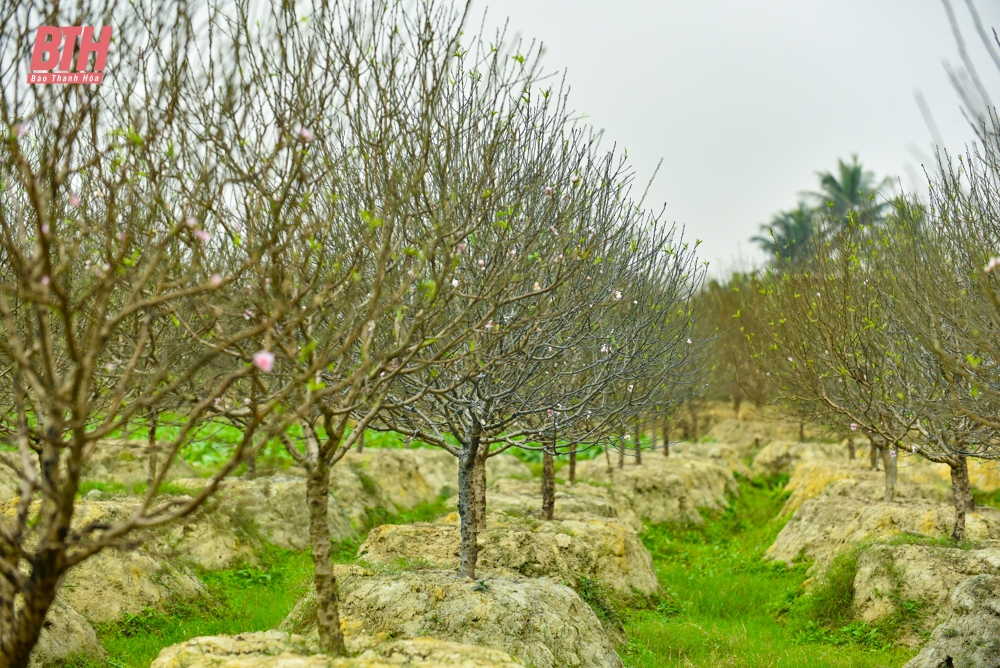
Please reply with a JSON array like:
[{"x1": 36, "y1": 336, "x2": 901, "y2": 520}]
[{"x1": 622, "y1": 477, "x2": 916, "y2": 667}]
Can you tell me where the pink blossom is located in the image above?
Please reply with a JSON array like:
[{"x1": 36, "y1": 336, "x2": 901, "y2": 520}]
[
  {"x1": 614, "y1": 291, "x2": 622, "y2": 300},
  {"x1": 299, "y1": 126, "x2": 314, "y2": 142},
  {"x1": 185, "y1": 217, "x2": 197, "y2": 227},
  {"x1": 787, "y1": 356, "x2": 793, "y2": 362},
  {"x1": 193, "y1": 229, "x2": 211, "y2": 242},
  {"x1": 456, "y1": 243, "x2": 467, "y2": 253},
  {"x1": 686, "y1": 338, "x2": 692, "y2": 344},
  {"x1": 244, "y1": 398, "x2": 251, "y2": 405},
  {"x1": 549, "y1": 226, "x2": 557, "y2": 235},
  {"x1": 243, "y1": 310, "x2": 253, "y2": 320},
  {"x1": 478, "y1": 259, "x2": 485, "y2": 266},
  {"x1": 214, "y1": 398, "x2": 222, "y2": 407},
  {"x1": 850, "y1": 423, "x2": 858, "y2": 431},
  {"x1": 627, "y1": 384, "x2": 634, "y2": 392},
  {"x1": 533, "y1": 282, "x2": 541, "y2": 291},
  {"x1": 14, "y1": 124, "x2": 27, "y2": 138},
  {"x1": 544, "y1": 186, "x2": 554, "y2": 198},
  {"x1": 451, "y1": 278, "x2": 459, "y2": 287},
  {"x1": 40, "y1": 275, "x2": 49, "y2": 286},
  {"x1": 118, "y1": 232, "x2": 126, "y2": 242},
  {"x1": 210, "y1": 274, "x2": 223, "y2": 287},
  {"x1": 69, "y1": 193, "x2": 81, "y2": 207},
  {"x1": 485, "y1": 320, "x2": 494, "y2": 329},
  {"x1": 252, "y1": 350, "x2": 275, "y2": 373},
  {"x1": 986, "y1": 257, "x2": 1000, "y2": 273},
  {"x1": 41, "y1": 223, "x2": 49, "y2": 235},
  {"x1": 570, "y1": 174, "x2": 580, "y2": 184}
]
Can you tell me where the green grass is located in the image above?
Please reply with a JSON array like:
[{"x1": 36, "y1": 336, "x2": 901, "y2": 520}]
[
  {"x1": 90, "y1": 547, "x2": 314, "y2": 668},
  {"x1": 78, "y1": 494, "x2": 451, "y2": 668},
  {"x1": 620, "y1": 476, "x2": 917, "y2": 667}
]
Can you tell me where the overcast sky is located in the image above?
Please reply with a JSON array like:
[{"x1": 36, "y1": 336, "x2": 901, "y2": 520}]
[{"x1": 477, "y1": 1, "x2": 1000, "y2": 275}]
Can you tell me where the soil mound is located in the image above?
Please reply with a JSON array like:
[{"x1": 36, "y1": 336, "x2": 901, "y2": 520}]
[
  {"x1": 280, "y1": 566, "x2": 623, "y2": 668},
  {"x1": 28, "y1": 598, "x2": 104, "y2": 668},
  {"x1": 767, "y1": 497, "x2": 1000, "y2": 571},
  {"x1": 151, "y1": 631, "x2": 522, "y2": 668},
  {"x1": 357, "y1": 514, "x2": 658, "y2": 595},
  {"x1": 903, "y1": 574, "x2": 1000, "y2": 668},
  {"x1": 575, "y1": 456, "x2": 736, "y2": 525},
  {"x1": 751, "y1": 441, "x2": 846, "y2": 477},
  {"x1": 164, "y1": 467, "x2": 397, "y2": 567},
  {"x1": 854, "y1": 542, "x2": 1000, "y2": 631},
  {"x1": 702, "y1": 419, "x2": 828, "y2": 458},
  {"x1": 444, "y1": 478, "x2": 641, "y2": 531},
  {"x1": 781, "y1": 460, "x2": 951, "y2": 515},
  {"x1": 666, "y1": 442, "x2": 753, "y2": 478},
  {"x1": 82, "y1": 439, "x2": 197, "y2": 484},
  {"x1": 60, "y1": 546, "x2": 204, "y2": 624},
  {"x1": 341, "y1": 450, "x2": 530, "y2": 512}
]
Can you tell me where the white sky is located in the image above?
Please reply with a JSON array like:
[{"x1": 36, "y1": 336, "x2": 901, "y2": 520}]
[{"x1": 478, "y1": 1, "x2": 1000, "y2": 275}]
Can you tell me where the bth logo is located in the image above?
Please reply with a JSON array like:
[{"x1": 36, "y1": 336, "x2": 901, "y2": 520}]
[{"x1": 27, "y1": 26, "x2": 113, "y2": 85}]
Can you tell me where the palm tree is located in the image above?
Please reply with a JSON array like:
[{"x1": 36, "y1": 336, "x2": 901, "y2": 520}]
[
  {"x1": 809, "y1": 155, "x2": 892, "y2": 228},
  {"x1": 752, "y1": 202, "x2": 816, "y2": 262}
]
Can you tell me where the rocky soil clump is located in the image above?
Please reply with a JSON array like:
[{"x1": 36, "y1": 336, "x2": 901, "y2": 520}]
[
  {"x1": 780, "y1": 460, "x2": 951, "y2": 515},
  {"x1": 575, "y1": 456, "x2": 736, "y2": 525},
  {"x1": 60, "y1": 547, "x2": 205, "y2": 624},
  {"x1": 444, "y1": 478, "x2": 641, "y2": 531},
  {"x1": 767, "y1": 497, "x2": 1000, "y2": 571},
  {"x1": 357, "y1": 513, "x2": 658, "y2": 595},
  {"x1": 161, "y1": 466, "x2": 397, "y2": 567},
  {"x1": 151, "y1": 631, "x2": 523, "y2": 668},
  {"x1": 751, "y1": 441, "x2": 846, "y2": 477},
  {"x1": 664, "y1": 442, "x2": 753, "y2": 478},
  {"x1": 903, "y1": 574, "x2": 1000, "y2": 668},
  {"x1": 853, "y1": 542, "x2": 1000, "y2": 631},
  {"x1": 281, "y1": 566, "x2": 623, "y2": 668},
  {"x1": 342, "y1": 450, "x2": 530, "y2": 512},
  {"x1": 81, "y1": 439, "x2": 197, "y2": 484},
  {"x1": 702, "y1": 418, "x2": 827, "y2": 458},
  {"x1": 28, "y1": 598, "x2": 104, "y2": 668}
]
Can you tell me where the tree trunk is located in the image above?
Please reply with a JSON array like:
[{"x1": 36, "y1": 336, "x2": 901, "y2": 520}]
[
  {"x1": 689, "y1": 404, "x2": 699, "y2": 442},
  {"x1": 1, "y1": 550, "x2": 63, "y2": 668},
  {"x1": 458, "y1": 437, "x2": 480, "y2": 579},
  {"x1": 633, "y1": 422, "x2": 642, "y2": 465},
  {"x1": 473, "y1": 444, "x2": 488, "y2": 534},
  {"x1": 846, "y1": 437, "x2": 856, "y2": 460},
  {"x1": 146, "y1": 409, "x2": 159, "y2": 490},
  {"x1": 604, "y1": 443, "x2": 612, "y2": 472},
  {"x1": 306, "y1": 460, "x2": 347, "y2": 656},
  {"x1": 798, "y1": 421, "x2": 805, "y2": 442},
  {"x1": 881, "y1": 445, "x2": 897, "y2": 502},
  {"x1": 732, "y1": 392, "x2": 742, "y2": 417},
  {"x1": 356, "y1": 426, "x2": 364, "y2": 454},
  {"x1": 949, "y1": 455, "x2": 972, "y2": 541},
  {"x1": 662, "y1": 417, "x2": 670, "y2": 457},
  {"x1": 541, "y1": 440, "x2": 555, "y2": 520},
  {"x1": 617, "y1": 435, "x2": 625, "y2": 469},
  {"x1": 568, "y1": 448, "x2": 577, "y2": 484},
  {"x1": 869, "y1": 443, "x2": 878, "y2": 470},
  {"x1": 246, "y1": 452, "x2": 257, "y2": 480}
]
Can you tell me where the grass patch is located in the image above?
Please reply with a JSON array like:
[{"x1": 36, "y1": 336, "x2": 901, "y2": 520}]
[
  {"x1": 77, "y1": 493, "x2": 451, "y2": 668},
  {"x1": 88, "y1": 546, "x2": 314, "y2": 668},
  {"x1": 621, "y1": 476, "x2": 917, "y2": 667}
]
